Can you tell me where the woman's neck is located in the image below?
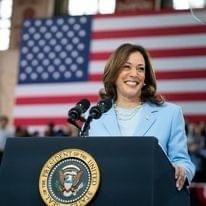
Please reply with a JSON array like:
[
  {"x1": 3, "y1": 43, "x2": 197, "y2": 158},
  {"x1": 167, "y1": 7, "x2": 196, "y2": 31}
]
[{"x1": 115, "y1": 98, "x2": 141, "y2": 108}]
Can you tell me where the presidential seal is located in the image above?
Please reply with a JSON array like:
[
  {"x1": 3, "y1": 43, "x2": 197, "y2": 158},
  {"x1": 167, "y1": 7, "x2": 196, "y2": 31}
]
[{"x1": 39, "y1": 149, "x2": 100, "y2": 206}]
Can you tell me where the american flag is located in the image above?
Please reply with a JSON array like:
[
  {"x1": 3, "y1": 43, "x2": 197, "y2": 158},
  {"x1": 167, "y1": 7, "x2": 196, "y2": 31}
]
[{"x1": 14, "y1": 10, "x2": 206, "y2": 132}]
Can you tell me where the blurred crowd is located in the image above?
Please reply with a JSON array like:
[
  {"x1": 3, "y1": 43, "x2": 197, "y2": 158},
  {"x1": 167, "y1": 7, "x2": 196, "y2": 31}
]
[
  {"x1": 186, "y1": 121, "x2": 206, "y2": 182},
  {"x1": 14, "y1": 122, "x2": 79, "y2": 138},
  {"x1": 1, "y1": 114, "x2": 206, "y2": 182}
]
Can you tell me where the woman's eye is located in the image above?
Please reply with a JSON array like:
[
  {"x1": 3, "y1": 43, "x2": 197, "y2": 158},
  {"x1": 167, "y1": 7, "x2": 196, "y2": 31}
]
[
  {"x1": 137, "y1": 67, "x2": 145, "y2": 72},
  {"x1": 123, "y1": 65, "x2": 130, "y2": 69}
]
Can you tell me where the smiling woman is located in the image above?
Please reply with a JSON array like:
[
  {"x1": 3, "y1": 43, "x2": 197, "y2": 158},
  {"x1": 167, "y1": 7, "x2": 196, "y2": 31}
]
[{"x1": 88, "y1": 43, "x2": 196, "y2": 191}]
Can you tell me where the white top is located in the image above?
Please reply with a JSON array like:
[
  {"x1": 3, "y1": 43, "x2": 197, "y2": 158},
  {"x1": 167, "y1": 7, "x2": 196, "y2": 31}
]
[{"x1": 114, "y1": 105, "x2": 142, "y2": 136}]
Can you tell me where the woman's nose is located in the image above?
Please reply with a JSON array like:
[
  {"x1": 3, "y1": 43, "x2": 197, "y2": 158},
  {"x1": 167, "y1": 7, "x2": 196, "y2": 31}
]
[{"x1": 129, "y1": 67, "x2": 138, "y2": 76}]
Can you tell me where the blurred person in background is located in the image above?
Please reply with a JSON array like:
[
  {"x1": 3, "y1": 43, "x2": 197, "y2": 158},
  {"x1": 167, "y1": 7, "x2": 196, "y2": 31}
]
[
  {"x1": 0, "y1": 115, "x2": 14, "y2": 165},
  {"x1": 15, "y1": 126, "x2": 30, "y2": 137},
  {"x1": 199, "y1": 121, "x2": 206, "y2": 144},
  {"x1": 63, "y1": 123, "x2": 79, "y2": 137},
  {"x1": 188, "y1": 123, "x2": 205, "y2": 182},
  {"x1": 44, "y1": 122, "x2": 58, "y2": 137}
]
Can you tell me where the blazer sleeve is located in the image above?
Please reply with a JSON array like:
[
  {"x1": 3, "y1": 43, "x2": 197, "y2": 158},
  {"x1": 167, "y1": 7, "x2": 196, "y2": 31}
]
[{"x1": 167, "y1": 106, "x2": 195, "y2": 183}]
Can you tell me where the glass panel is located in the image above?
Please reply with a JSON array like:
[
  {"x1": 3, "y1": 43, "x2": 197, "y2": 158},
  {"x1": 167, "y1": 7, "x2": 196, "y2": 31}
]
[
  {"x1": 99, "y1": 0, "x2": 116, "y2": 14},
  {"x1": 0, "y1": 0, "x2": 13, "y2": 18},
  {"x1": 0, "y1": 0, "x2": 13, "y2": 50},
  {"x1": 0, "y1": 29, "x2": 10, "y2": 50},
  {"x1": 69, "y1": 0, "x2": 98, "y2": 15},
  {"x1": 0, "y1": 19, "x2": 11, "y2": 29},
  {"x1": 173, "y1": 0, "x2": 205, "y2": 10}
]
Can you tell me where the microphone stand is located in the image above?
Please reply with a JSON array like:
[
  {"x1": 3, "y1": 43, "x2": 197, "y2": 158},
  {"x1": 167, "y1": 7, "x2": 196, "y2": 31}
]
[
  {"x1": 79, "y1": 98, "x2": 112, "y2": 137},
  {"x1": 79, "y1": 116, "x2": 93, "y2": 137}
]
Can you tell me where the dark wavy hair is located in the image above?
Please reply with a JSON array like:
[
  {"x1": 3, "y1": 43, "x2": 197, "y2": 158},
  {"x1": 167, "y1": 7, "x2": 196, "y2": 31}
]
[{"x1": 102, "y1": 43, "x2": 164, "y2": 105}]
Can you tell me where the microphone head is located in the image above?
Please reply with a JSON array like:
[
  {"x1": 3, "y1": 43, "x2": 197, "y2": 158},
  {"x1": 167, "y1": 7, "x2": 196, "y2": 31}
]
[
  {"x1": 68, "y1": 98, "x2": 90, "y2": 121},
  {"x1": 77, "y1": 98, "x2": 90, "y2": 113},
  {"x1": 89, "y1": 98, "x2": 112, "y2": 119},
  {"x1": 98, "y1": 98, "x2": 112, "y2": 113},
  {"x1": 89, "y1": 106, "x2": 101, "y2": 119}
]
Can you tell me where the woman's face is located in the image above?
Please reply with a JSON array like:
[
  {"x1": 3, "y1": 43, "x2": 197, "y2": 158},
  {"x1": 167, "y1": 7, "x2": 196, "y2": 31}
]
[{"x1": 115, "y1": 51, "x2": 145, "y2": 101}]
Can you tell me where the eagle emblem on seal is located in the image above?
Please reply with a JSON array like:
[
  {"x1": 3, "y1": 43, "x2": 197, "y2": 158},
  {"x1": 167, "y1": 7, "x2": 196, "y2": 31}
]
[{"x1": 57, "y1": 164, "x2": 83, "y2": 197}]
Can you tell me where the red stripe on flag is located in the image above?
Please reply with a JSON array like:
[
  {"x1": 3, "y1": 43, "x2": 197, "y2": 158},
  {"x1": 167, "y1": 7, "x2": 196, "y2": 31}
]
[
  {"x1": 15, "y1": 94, "x2": 99, "y2": 105},
  {"x1": 14, "y1": 117, "x2": 67, "y2": 126},
  {"x1": 92, "y1": 25, "x2": 206, "y2": 39},
  {"x1": 184, "y1": 115, "x2": 206, "y2": 123},
  {"x1": 90, "y1": 47, "x2": 206, "y2": 60},
  {"x1": 88, "y1": 74, "x2": 102, "y2": 81},
  {"x1": 161, "y1": 92, "x2": 206, "y2": 101},
  {"x1": 150, "y1": 47, "x2": 206, "y2": 58},
  {"x1": 156, "y1": 69, "x2": 206, "y2": 80}
]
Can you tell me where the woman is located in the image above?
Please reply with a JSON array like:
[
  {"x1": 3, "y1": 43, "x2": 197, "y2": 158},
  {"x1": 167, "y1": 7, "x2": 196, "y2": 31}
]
[{"x1": 88, "y1": 43, "x2": 195, "y2": 190}]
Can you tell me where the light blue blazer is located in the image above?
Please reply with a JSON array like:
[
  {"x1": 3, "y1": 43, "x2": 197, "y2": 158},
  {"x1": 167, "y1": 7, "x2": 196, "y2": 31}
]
[{"x1": 88, "y1": 101, "x2": 195, "y2": 182}]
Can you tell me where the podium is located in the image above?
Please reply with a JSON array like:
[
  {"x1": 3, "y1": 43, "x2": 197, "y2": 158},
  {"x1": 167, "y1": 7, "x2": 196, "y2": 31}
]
[{"x1": 0, "y1": 136, "x2": 190, "y2": 205}]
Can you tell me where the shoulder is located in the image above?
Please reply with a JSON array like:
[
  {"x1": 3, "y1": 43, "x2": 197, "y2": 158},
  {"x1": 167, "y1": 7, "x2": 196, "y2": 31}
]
[
  {"x1": 145, "y1": 101, "x2": 182, "y2": 115},
  {"x1": 162, "y1": 101, "x2": 181, "y2": 110},
  {"x1": 147, "y1": 101, "x2": 181, "y2": 109}
]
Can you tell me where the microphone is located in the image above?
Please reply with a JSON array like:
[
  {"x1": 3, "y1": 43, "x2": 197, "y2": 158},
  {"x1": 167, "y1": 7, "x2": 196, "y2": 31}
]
[
  {"x1": 68, "y1": 99, "x2": 90, "y2": 122},
  {"x1": 88, "y1": 98, "x2": 112, "y2": 119},
  {"x1": 80, "y1": 98, "x2": 112, "y2": 137}
]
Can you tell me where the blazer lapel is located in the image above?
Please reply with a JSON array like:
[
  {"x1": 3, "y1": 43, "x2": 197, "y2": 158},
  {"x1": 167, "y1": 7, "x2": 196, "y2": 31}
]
[
  {"x1": 133, "y1": 103, "x2": 158, "y2": 136},
  {"x1": 102, "y1": 107, "x2": 121, "y2": 136}
]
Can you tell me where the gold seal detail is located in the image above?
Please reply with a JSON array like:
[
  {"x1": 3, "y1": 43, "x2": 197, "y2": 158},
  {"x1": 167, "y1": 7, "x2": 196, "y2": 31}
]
[{"x1": 39, "y1": 149, "x2": 100, "y2": 206}]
